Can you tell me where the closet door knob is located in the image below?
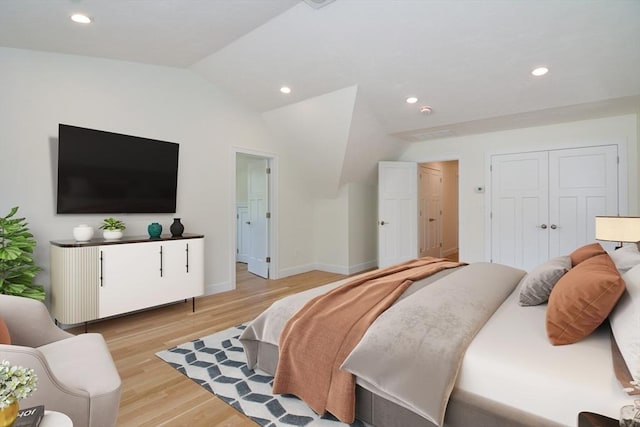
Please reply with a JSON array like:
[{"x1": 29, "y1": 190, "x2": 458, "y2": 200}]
[
  {"x1": 538, "y1": 224, "x2": 548, "y2": 229},
  {"x1": 550, "y1": 224, "x2": 557, "y2": 230}
]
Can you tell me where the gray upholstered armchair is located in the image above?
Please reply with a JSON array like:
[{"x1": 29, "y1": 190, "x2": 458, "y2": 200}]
[{"x1": 0, "y1": 294, "x2": 121, "y2": 427}]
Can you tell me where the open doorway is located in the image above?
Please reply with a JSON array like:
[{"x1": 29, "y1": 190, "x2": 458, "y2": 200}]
[
  {"x1": 233, "y1": 150, "x2": 278, "y2": 287},
  {"x1": 418, "y1": 160, "x2": 459, "y2": 261}
]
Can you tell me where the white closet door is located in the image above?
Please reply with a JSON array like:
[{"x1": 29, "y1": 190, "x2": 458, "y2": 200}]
[
  {"x1": 491, "y1": 152, "x2": 549, "y2": 271},
  {"x1": 548, "y1": 146, "x2": 619, "y2": 257}
]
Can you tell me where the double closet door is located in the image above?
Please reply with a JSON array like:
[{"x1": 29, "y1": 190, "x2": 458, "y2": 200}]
[{"x1": 490, "y1": 145, "x2": 618, "y2": 271}]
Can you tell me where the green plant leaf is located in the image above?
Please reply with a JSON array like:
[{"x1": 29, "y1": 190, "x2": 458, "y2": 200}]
[{"x1": 0, "y1": 206, "x2": 45, "y2": 301}]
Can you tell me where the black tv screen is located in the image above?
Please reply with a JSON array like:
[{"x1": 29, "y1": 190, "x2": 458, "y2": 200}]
[{"x1": 56, "y1": 124, "x2": 179, "y2": 214}]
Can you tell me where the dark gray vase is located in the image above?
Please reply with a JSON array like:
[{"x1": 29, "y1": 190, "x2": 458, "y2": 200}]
[{"x1": 170, "y1": 218, "x2": 184, "y2": 237}]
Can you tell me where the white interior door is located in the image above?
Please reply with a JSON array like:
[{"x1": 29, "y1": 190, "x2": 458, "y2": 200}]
[
  {"x1": 491, "y1": 151, "x2": 549, "y2": 271},
  {"x1": 378, "y1": 161, "x2": 418, "y2": 268},
  {"x1": 419, "y1": 166, "x2": 443, "y2": 258},
  {"x1": 247, "y1": 159, "x2": 269, "y2": 278},
  {"x1": 549, "y1": 146, "x2": 619, "y2": 257},
  {"x1": 236, "y1": 205, "x2": 250, "y2": 263}
]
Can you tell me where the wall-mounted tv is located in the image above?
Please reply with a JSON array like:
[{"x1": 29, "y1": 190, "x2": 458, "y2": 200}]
[{"x1": 56, "y1": 124, "x2": 179, "y2": 214}]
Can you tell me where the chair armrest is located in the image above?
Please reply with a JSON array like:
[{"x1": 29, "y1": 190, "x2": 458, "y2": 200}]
[
  {"x1": 0, "y1": 344, "x2": 87, "y2": 399},
  {"x1": 0, "y1": 295, "x2": 73, "y2": 346}
]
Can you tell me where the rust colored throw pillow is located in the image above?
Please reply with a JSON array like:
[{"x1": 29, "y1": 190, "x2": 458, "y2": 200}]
[
  {"x1": 546, "y1": 253, "x2": 625, "y2": 345},
  {"x1": 569, "y1": 242, "x2": 607, "y2": 267},
  {"x1": 0, "y1": 317, "x2": 11, "y2": 344}
]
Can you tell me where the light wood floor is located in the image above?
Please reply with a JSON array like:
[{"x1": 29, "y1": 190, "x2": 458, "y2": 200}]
[{"x1": 69, "y1": 265, "x2": 346, "y2": 427}]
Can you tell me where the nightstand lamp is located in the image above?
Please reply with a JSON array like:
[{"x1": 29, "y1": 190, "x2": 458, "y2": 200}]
[{"x1": 595, "y1": 216, "x2": 640, "y2": 250}]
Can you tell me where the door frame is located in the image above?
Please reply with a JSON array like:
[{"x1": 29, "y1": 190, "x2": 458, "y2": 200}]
[
  {"x1": 230, "y1": 148, "x2": 279, "y2": 289},
  {"x1": 484, "y1": 143, "x2": 629, "y2": 262},
  {"x1": 419, "y1": 164, "x2": 444, "y2": 258},
  {"x1": 382, "y1": 156, "x2": 462, "y2": 260}
]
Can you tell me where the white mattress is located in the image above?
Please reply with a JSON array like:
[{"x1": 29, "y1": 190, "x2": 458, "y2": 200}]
[{"x1": 455, "y1": 284, "x2": 631, "y2": 426}]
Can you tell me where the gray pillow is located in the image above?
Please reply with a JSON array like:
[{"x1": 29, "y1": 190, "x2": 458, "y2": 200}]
[
  {"x1": 610, "y1": 243, "x2": 640, "y2": 274},
  {"x1": 518, "y1": 256, "x2": 571, "y2": 306}
]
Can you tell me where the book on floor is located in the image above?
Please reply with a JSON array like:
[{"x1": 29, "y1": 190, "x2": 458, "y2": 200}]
[{"x1": 13, "y1": 405, "x2": 45, "y2": 427}]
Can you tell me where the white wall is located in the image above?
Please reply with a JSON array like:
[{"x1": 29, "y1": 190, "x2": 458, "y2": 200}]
[
  {"x1": 0, "y1": 47, "x2": 326, "y2": 300},
  {"x1": 401, "y1": 114, "x2": 639, "y2": 263},
  {"x1": 236, "y1": 154, "x2": 249, "y2": 205},
  {"x1": 312, "y1": 182, "x2": 377, "y2": 275},
  {"x1": 348, "y1": 182, "x2": 377, "y2": 272},
  {"x1": 313, "y1": 187, "x2": 349, "y2": 273}
]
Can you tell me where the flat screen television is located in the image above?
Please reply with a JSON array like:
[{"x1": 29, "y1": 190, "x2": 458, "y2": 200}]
[{"x1": 56, "y1": 124, "x2": 179, "y2": 214}]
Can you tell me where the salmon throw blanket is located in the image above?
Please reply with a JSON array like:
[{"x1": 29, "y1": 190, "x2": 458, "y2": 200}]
[{"x1": 272, "y1": 257, "x2": 465, "y2": 423}]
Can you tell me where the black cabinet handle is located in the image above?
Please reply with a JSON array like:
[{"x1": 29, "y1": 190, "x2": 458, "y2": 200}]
[
  {"x1": 186, "y1": 243, "x2": 189, "y2": 273},
  {"x1": 100, "y1": 250, "x2": 104, "y2": 287},
  {"x1": 160, "y1": 246, "x2": 163, "y2": 277}
]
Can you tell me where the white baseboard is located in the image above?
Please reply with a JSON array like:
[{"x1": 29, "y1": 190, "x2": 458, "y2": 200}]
[
  {"x1": 279, "y1": 260, "x2": 377, "y2": 278},
  {"x1": 204, "y1": 281, "x2": 233, "y2": 296},
  {"x1": 205, "y1": 258, "x2": 374, "y2": 299},
  {"x1": 314, "y1": 263, "x2": 349, "y2": 275},
  {"x1": 278, "y1": 264, "x2": 316, "y2": 278},
  {"x1": 347, "y1": 260, "x2": 377, "y2": 275}
]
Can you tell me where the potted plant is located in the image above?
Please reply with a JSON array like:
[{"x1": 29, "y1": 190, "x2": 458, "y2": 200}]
[
  {"x1": 0, "y1": 207, "x2": 45, "y2": 301},
  {"x1": 0, "y1": 360, "x2": 38, "y2": 424},
  {"x1": 99, "y1": 217, "x2": 126, "y2": 240}
]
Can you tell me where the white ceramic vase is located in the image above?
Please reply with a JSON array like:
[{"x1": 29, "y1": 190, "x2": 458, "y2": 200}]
[
  {"x1": 73, "y1": 224, "x2": 94, "y2": 242},
  {"x1": 103, "y1": 230, "x2": 123, "y2": 240}
]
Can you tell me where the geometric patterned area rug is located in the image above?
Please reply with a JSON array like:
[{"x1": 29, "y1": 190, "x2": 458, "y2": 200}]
[{"x1": 156, "y1": 324, "x2": 366, "y2": 427}]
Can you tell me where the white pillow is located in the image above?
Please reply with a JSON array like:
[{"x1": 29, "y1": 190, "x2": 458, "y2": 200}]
[
  {"x1": 610, "y1": 263, "x2": 640, "y2": 386},
  {"x1": 610, "y1": 243, "x2": 640, "y2": 274}
]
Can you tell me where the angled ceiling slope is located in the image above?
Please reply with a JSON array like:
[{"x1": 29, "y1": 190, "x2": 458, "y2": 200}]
[
  {"x1": 340, "y1": 88, "x2": 408, "y2": 186},
  {"x1": 262, "y1": 85, "x2": 404, "y2": 197},
  {"x1": 262, "y1": 86, "x2": 355, "y2": 198}
]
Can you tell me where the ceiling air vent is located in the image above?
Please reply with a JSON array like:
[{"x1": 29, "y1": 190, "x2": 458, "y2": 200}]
[{"x1": 303, "y1": 0, "x2": 336, "y2": 9}]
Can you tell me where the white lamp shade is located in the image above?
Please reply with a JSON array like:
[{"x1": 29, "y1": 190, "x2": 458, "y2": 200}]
[{"x1": 595, "y1": 216, "x2": 640, "y2": 242}]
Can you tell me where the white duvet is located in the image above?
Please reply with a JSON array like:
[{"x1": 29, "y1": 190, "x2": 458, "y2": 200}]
[{"x1": 456, "y1": 281, "x2": 631, "y2": 426}]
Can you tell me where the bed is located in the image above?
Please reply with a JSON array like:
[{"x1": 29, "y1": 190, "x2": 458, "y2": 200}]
[{"x1": 240, "y1": 245, "x2": 640, "y2": 427}]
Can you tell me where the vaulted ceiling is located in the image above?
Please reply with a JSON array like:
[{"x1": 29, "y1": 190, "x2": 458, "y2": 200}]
[{"x1": 2, "y1": 0, "x2": 639, "y2": 141}]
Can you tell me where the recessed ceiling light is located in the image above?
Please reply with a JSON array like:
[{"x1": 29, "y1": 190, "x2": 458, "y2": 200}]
[
  {"x1": 71, "y1": 14, "x2": 92, "y2": 24},
  {"x1": 406, "y1": 97, "x2": 418, "y2": 104},
  {"x1": 420, "y1": 106, "x2": 433, "y2": 114},
  {"x1": 531, "y1": 67, "x2": 549, "y2": 77},
  {"x1": 280, "y1": 86, "x2": 291, "y2": 94}
]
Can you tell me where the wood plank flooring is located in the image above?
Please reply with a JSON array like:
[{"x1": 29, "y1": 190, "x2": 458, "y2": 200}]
[{"x1": 70, "y1": 265, "x2": 346, "y2": 427}]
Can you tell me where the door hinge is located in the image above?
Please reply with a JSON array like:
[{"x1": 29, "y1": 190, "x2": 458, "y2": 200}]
[
  {"x1": 490, "y1": 164, "x2": 493, "y2": 172},
  {"x1": 236, "y1": 213, "x2": 239, "y2": 219},
  {"x1": 266, "y1": 212, "x2": 271, "y2": 219},
  {"x1": 266, "y1": 167, "x2": 271, "y2": 174},
  {"x1": 266, "y1": 256, "x2": 271, "y2": 263},
  {"x1": 440, "y1": 243, "x2": 443, "y2": 248}
]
